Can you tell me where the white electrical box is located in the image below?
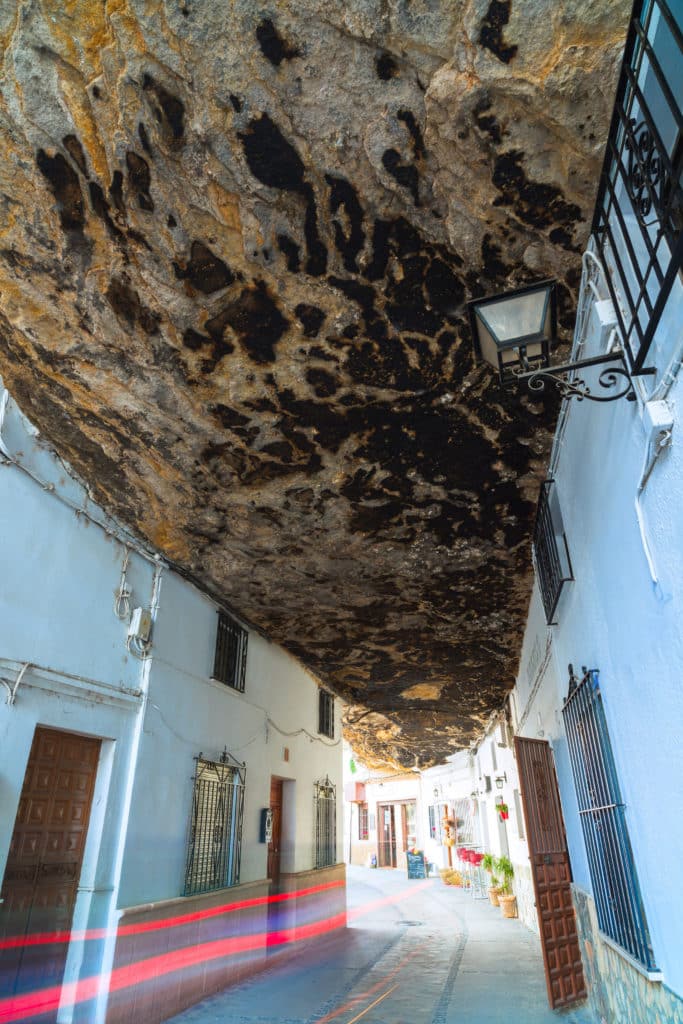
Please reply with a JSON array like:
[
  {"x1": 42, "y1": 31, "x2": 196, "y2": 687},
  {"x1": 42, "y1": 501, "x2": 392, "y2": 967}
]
[
  {"x1": 641, "y1": 399, "x2": 673, "y2": 447},
  {"x1": 587, "y1": 298, "x2": 618, "y2": 350},
  {"x1": 128, "y1": 607, "x2": 152, "y2": 641}
]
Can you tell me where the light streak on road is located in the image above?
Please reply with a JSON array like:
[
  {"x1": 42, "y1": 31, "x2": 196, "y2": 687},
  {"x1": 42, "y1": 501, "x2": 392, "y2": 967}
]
[{"x1": 0, "y1": 879, "x2": 429, "y2": 1022}]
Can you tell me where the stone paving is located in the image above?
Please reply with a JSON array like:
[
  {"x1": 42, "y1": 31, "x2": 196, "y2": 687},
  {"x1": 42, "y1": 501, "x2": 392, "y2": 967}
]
[{"x1": 165, "y1": 866, "x2": 597, "y2": 1024}]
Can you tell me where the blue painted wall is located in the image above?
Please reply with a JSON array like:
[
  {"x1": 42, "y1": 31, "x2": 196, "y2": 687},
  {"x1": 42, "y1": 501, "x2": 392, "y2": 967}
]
[
  {"x1": 0, "y1": 385, "x2": 343, "y2": 921},
  {"x1": 514, "y1": 271, "x2": 683, "y2": 996}
]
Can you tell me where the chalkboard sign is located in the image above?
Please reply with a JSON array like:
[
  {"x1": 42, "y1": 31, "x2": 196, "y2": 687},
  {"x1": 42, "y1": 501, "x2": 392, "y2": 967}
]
[{"x1": 406, "y1": 851, "x2": 426, "y2": 879}]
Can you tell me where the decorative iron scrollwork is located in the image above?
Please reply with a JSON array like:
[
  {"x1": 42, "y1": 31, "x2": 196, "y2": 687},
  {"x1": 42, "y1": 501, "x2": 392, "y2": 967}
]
[
  {"x1": 625, "y1": 118, "x2": 665, "y2": 223},
  {"x1": 525, "y1": 363, "x2": 635, "y2": 402}
]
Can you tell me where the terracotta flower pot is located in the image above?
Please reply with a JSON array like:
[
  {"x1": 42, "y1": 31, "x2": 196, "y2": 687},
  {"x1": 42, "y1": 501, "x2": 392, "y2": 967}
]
[
  {"x1": 499, "y1": 894, "x2": 517, "y2": 918},
  {"x1": 488, "y1": 886, "x2": 502, "y2": 907}
]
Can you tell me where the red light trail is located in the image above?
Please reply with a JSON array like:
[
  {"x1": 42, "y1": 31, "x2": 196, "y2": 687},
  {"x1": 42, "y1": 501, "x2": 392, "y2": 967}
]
[{"x1": 0, "y1": 879, "x2": 431, "y2": 1023}]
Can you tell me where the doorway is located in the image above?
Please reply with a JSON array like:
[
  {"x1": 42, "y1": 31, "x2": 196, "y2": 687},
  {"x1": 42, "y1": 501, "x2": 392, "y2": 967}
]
[
  {"x1": 267, "y1": 777, "x2": 283, "y2": 889},
  {"x1": 0, "y1": 726, "x2": 101, "y2": 1008},
  {"x1": 515, "y1": 737, "x2": 587, "y2": 1010},
  {"x1": 377, "y1": 804, "x2": 396, "y2": 867}
]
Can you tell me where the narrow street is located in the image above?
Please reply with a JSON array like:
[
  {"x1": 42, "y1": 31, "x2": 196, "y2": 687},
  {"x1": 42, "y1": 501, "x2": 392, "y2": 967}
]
[{"x1": 166, "y1": 867, "x2": 595, "y2": 1024}]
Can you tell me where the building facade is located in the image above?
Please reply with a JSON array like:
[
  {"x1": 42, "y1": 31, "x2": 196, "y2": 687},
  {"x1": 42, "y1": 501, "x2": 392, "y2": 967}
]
[
  {"x1": 0, "y1": 386, "x2": 344, "y2": 1024},
  {"x1": 508, "y1": 1, "x2": 683, "y2": 1018},
  {"x1": 344, "y1": 753, "x2": 421, "y2": 871}
]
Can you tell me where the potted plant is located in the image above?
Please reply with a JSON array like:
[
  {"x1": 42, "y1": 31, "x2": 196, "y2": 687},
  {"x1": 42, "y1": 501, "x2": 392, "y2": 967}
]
[
  {"x1": 495, "y1": 855, "x2": 517, "y2": 918},
  {"x1": 496, "y1": 802, "x2": 509, "y2": 821},
  {"x1": 481, "y1": 852, "x2": 502, "y2": 906}
]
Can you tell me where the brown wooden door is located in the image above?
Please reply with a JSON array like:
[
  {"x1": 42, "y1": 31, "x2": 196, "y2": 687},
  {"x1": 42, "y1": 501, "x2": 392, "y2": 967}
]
[
  {"x1": 515, "y1": 737, "x2": 587, "y2": 1010},
  {"x1": 0, "y1": 727, "x2": 101, "y2": 1006},
  {"x1": 267, "y1": 778, "x2": 283, "y2": 888},
  {"x1": 377, "y1": 805, "x2": 396, "y2": 867}
]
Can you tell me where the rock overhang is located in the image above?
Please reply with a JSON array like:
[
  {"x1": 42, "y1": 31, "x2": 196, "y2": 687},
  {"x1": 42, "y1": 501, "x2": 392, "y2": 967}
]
[{"x1": 0, "y1": 0, "x2": 630, "y2": 768}]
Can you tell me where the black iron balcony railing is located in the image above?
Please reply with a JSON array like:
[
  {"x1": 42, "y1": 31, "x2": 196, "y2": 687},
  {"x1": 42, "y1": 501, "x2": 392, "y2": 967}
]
[
  {"x1": 591, "y1": 0, "x2": 682, "y2": 375},
  {"x1": 533, "y1": 479, "x2": 574, "y2": 625}
]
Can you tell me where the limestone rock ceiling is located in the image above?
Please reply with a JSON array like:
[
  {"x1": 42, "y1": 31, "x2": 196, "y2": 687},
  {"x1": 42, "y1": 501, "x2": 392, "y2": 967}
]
[{"x1": 0, "y1": 1, "x2": 629, "y2": 768}]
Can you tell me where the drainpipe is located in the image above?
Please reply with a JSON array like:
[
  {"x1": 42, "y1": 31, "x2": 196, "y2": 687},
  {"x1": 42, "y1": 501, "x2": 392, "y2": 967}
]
[
  {"x1": 0, "y1": 387, "x2": 11, "y2": 460},
  {"x1": 93, "y1": 557, "x2": 164, "y2": 1023}
]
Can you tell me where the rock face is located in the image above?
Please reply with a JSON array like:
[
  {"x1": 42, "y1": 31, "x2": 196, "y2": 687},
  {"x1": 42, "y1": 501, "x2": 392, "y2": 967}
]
[{"x1": 0, "y1": 0, "x2": 629, "y2": 767}]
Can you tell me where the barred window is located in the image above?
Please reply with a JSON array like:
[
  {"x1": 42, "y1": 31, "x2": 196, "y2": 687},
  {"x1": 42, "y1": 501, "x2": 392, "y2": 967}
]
[
  {"x1": 184, "y1": 750, "x2": 245, "y2": 896},
  {"x1": 428, "y1": 805, "x2": 438, "y2": 841},
  {"x1": 453, "y1": 797, "x2": 474, "y2": 845},
  {"x1": 358, "y1": 803, "x2": 369, "y2": 841},
  {"x1": 533, "y1": 479, "x2": 573, "y2": 625},
  {"x1": 318, "y1": 689, "x2": 334, "y2": 738},
  {"x1": 314, "y1": 775, "x2": 336, "y2": 868},
  {"x1": 563, "y1": 669, "x2": 657, "y2": 971},
  {"x1": 213, "y1": 611, "x2": 248, "y2": 692}
]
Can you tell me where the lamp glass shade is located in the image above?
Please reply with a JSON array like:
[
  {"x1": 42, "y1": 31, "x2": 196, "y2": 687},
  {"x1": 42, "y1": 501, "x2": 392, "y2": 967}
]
[
  {"x1": 477, "y1": 288, "x2": 550, "y2": 345},
  {"x1": 469, "y1": 280, "x2": 556, "y2": 381}
]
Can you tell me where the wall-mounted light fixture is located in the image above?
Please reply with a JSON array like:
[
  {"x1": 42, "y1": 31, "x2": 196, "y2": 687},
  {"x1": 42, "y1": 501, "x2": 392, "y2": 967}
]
[
  {"x1": 495, "y1": 773, "x2": 507, "y2": 790},
  {"x1": 468, "y1": 280, "x2": 651, "y2": 402},
  {"x1": 433, "y1": 786, "x2": 440, "y2": 800}
]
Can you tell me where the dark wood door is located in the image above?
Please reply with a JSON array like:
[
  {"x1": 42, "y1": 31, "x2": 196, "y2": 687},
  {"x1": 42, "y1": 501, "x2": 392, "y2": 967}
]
[
  {"x1": 267, "y1": 778, "x2": 283, "y2": 888},
  {"x1": 377, "y1": 804, "x2": 396, "y2": 867},
  {"x1": 0, "y1": 727, "x2": 101, "y2": 1006},
  {"x1": 515, "y1": 737, "x2": 587, "y2": 1010}
]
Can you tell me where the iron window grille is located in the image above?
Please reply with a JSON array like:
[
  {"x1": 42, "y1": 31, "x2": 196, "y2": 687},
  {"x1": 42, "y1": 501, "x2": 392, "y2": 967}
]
[
  {"x1": 453, "y1": 798, "x2": 475, "y2": 845},
  {"x1": 318, "y1": 689, "x2": 335, "y2": 738},
  {"x1": 533, "y1": 479, "x2": 574, "y2": 625},
  {"x1": 213, "y1": 610, "x2": 248, "y2": 692},
  {"x1": 562, "y1": 667, "x2": 657, "y2": 971},
  {"x1": 358, "y1": 803, "x2": 369, "y2": 841},
  {"x1": 591, "y1": 0, "x2": 682, "y2": 374},
  {"x1": 184, "y1": 749, "x2": 245, "y2": 896},
  {"x1": 314, "y1": 775, "x2": 336, "y2": 868}
]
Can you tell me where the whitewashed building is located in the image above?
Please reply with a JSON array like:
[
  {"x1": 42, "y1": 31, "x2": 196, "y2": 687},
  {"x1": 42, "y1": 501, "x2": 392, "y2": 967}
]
[
  {"x1": 0, "y1": 386, "x2": 344, "y2": 1024},
  {"x1": 504, "y1": 2, "x2": 683, "y2": 1019}
]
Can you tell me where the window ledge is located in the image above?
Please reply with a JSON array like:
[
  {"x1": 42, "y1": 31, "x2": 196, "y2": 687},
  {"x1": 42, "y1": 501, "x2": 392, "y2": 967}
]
[{"x1": 598, "y1": 930, "x2": 663, "y2": 982}]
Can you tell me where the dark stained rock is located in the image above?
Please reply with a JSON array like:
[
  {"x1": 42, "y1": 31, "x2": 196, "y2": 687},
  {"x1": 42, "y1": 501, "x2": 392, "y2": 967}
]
[{"x1": 0, "y1": 0, "x2": 631, "y2": 768}]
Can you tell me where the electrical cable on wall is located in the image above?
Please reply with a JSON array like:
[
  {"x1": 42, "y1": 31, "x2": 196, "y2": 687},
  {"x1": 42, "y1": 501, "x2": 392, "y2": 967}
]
[
  {"x1": 0, "y1": 662, "x2": 31, "y2": 706},
  {"x1": 635, "y1": 427, "x2": 672, "y2": 591},
  {"x1": 266, "y1": 716, "x2": 341, "y2": 747},
  {"x1": 125, "y1": 634, "x2": 152, "y2": 660},
  {"x1": 0, "y1": 388, "x2": 162, "y2": 568},
  {"x1": 113, "y1": 546, "x2": 132, "y2": 621}
]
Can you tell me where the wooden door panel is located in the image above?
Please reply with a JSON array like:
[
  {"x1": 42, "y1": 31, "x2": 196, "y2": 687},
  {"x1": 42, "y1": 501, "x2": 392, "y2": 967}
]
[
  {"x1": 0, "y1": 726, "x2": 101, "y2": 1006},
  {"x1": 515, "y1": 737, "x2": 587, "y2": 1010}
]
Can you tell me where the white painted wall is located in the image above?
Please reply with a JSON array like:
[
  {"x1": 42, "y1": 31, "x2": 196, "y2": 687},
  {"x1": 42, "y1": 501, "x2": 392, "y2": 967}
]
[
  {"x1": 120, "y1": 570, "x2": 343, "y2": 904},
  {"x1": 511, "y1": 265, "x2": 683, "y2": 995},
  {"x1": 420, "y1": 753, "x2": 474, "y2": 869},
  {"x1": 0, "y1": 382, "x2": 343, "y2": 933}
]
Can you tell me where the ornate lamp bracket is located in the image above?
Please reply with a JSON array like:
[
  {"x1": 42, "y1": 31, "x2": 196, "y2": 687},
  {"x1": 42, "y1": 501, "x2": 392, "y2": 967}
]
[{"x1": 513, "y1": 350, "x2": 644, "y2": 402}]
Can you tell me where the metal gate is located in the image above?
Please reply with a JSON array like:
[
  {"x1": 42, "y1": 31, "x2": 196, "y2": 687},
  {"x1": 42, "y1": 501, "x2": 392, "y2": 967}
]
[
  {"x1": 514, "y1": 737, "x2": 587, "y2": 1010},
  {"x1": 314, "y1": 776, "x2": 336, "y2": 868},
  {"x1": 184, "y1": 750, "x2": 245, "y2": 896}
]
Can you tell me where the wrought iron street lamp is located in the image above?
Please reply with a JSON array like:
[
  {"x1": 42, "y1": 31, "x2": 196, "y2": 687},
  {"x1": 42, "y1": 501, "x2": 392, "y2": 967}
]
[{"x1": 468, "y1": 279, "x2": 640, "y2": 402}]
